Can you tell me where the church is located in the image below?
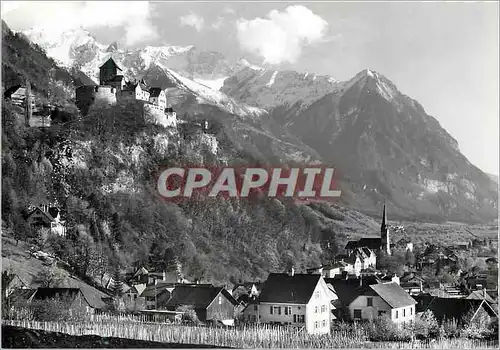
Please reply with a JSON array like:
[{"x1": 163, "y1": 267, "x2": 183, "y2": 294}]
[{"x1": 345, "y1": 204, "x2": 391, "y2": 255}]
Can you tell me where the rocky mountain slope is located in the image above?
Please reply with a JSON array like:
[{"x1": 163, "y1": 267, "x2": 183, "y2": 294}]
[
  {"x1": 222, "y1": 68, "x2": 498, "y2": 223},
  {"x1": 15, "y1": 25, "x2": 499, "y2": 223}
]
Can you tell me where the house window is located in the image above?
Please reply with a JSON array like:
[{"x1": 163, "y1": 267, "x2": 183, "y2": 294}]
[
  {"x1": 270, "y1": 306, "x2": 273, "y2": 315},
  {"x1": 314, "y1": 306, "x2": 319, "y2": 313},
  {"x1": 218, "y1": 296, "x2": 222, "y2": 305},
  {"x1": 322, "y1": 320, "x2": 327, "y2": 327},
  {"x1": 353, "y1": 309, "x2": 362, "y2": 320},
  {"x1": 314, "y1": 321, "x2": 319, "y2": 329},
  {"x1": 297, "y1": 315, "x2": 305, "y2": 323},
  {"x1": 367, "y1": 297, "x2": 373, "y2": 307},
  {"x1": 403, "y1": 309, "x2": 406, "y2": 317},
  {"x1": 378, "y1": 310, "x2": 386, "y2": 317},
  {"x1": 284, "y1": 306, "x2": 292, "y2": 315},
  {"x1": 410, "y1": 308, "x2": 413, "y2": 315},
  {"x1": 395, "y1": 310, "x2": 399, "y2": 319},
  {"x1": 315, "y1": 291, "x2": 320, "y2": 299},
  {"x1": 293, "y1": 315, "x2": 297, "y2": 322},
  {"x1": 272, "y1": 306, "x2": 281, "y2": 315}
]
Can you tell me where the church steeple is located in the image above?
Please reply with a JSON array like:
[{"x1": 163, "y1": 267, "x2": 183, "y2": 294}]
[
  {"x1": 380, "y1": 202, "x2": 391, "y2": 255},
  {"x1": 381, "y1": 203, "x2": 387, "y2": 234}
]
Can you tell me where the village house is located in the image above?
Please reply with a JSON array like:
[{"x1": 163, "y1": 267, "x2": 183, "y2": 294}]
[
  {"x1": 326, "y1": 275, "x2": 415, "y2": 324},
  {"x1": 8, "y1": 288, "x2": 97, "y2": 317},
  {"x1": 163, "y1": 284, "x2": 238, "y2": 325},
  {"x1": 25, "y1": 205, "x2": 66, "y2": 236},
  {"x1": 345, "y1": 205, "x2": 391, "y2": 256},
  {"x1": 2, "y1": 272, "x2": 28, "y2": 299},
  {"x1": 414, "y1": 295, "x2": 498, "y2": 326},
  {"x1": 348, "y1": 282, "x2": 416, "y2": 324},
  {"x1": 139, "y1": 282, "x2": 178, "y2": 310},
  {"x1": 243, "y1": 271, "x2": 336, "y2": 334},
  {"x1": 399, "y1": 273, "x2": 424, "y2": 296},
  {"x1": 4, "y1": 85, "x2": 35, "y2": 109}
]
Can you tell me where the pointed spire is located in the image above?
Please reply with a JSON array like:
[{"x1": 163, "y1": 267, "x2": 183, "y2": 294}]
[{"x1": 381, "y1": 201, "x2": 387, "y2": 233}]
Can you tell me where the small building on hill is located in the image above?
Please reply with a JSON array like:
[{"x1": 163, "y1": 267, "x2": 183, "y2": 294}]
[{"x1": 25, "y1": 205, "x2": 66, "y2": 236}]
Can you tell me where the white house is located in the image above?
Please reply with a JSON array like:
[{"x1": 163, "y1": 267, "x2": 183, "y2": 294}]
[
  {"x1": 149, "y1": 88, "x2": 167, "y2": 110},
  {"x1": 243, "y1": 272, "x2": 337, "y2": 334},
  {"x1": 348, "y1": 282, "x2": 416, "y2": 325}
]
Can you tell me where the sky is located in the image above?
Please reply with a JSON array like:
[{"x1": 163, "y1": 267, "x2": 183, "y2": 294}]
[{"x1": 2, "y1": 1, "x2": 498, "y2": 175}]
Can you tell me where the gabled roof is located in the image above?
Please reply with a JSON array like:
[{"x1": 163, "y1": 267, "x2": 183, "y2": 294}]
[
  {"x1": 258, "y1": 273, "x2": 322, "y2": 304},
  {"x1": 2, "y1": 273, "x2": 27, "y2": 288},
  {"x1": 369, "y1": 282, "x2": 417, "y2": 309},
  {"x1": 133, "y1": 266, "x2": 149, "y2": 278},
  {"x1": 149, "y1": 87, "x2": 163, "y2": 97},
  {"x1": 414, "y1": 295, "x2": 498, "y2": 323},
  {"x1": 73, "y1": 71, "x2": 97, "y2": 87},
  {"x1": 26, "y1": 207, "x2": 55, "y2": 223},
  {"x1": 345, "y1": 238, "x2": 382, "y2": 251},
  {"x1": 99, "y1": 57, "x2": 122, "y2": 71},
  {"x1": 4, "y1": 85, "x2": 22, "y2": 98},
  {"x1": 8, "y1": 288, "x2": 37, "y2": 302},
  {"x1": 325, "y1": 278, "x2": 372, "y2": 306},
  {"x1": 164, "y1": 285, "x2": 237, "y2": 309},
  {"x1": 467, "y1": 290, "x2": 496, "y2": 304},
  {"x1": 140, "y1": 282, "x2": 177, "y2": 298}
]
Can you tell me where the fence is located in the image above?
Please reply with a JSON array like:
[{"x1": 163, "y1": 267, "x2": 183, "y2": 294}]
[{"x1": 2, "y1": 319, "x2": 498, "y2": 348}]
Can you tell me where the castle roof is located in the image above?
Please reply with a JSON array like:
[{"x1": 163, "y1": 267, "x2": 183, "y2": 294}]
[
  {"x1": 99, "y1": 57, "x2": 122, "y2": 71},
  {"x1": 149, "y1": 87, "x2": 163, "y2": 97}
]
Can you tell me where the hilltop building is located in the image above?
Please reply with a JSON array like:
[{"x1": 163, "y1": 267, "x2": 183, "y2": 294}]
[{"x1": 75, "y1": 58, "x2": 176, "y2": 127}]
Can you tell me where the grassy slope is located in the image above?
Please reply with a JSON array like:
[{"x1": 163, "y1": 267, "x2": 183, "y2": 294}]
[{"x1": 2, "y1": 227, "x2": 110, "y2": 303}]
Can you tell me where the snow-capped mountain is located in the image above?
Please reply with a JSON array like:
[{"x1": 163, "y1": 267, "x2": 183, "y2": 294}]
[
  {"x1": 21, "y1": 27, "x2": 243, "y2": 90},
  {"x1": 221, "y1": 67, "x2": 341, "y2": 110},
  {"x1": 223, "y1": 67, "x2": 497, "y2": 222}
]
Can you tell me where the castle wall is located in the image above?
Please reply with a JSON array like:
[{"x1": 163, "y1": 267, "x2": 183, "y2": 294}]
[{"x1": 143, "y1": 103, "x2": 177, "y2": 128}]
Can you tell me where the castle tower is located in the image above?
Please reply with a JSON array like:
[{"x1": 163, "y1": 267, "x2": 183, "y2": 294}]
[
  {"x1": 381, "y1": 203, "x2": 391, "y2": 255},
  {"x1": 99, "y1": 58, "x2": 122, "y2": 85}
]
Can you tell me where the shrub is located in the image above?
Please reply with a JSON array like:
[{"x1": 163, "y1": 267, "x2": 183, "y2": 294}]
[{"x1": 367, "y1": 317, "x2": 412, "y2": 342}]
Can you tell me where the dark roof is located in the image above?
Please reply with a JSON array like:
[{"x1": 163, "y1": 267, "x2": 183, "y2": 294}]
[
  {"x1": 73, "y1": 71, "x2": 97, "y2": 87},
  {"x1": 325, "y1": 278, "x2": 372, "y2": 306},
  {"x1": 8, "y1": 289, "x2": 37, "y2": 302},
  {"x1": 140, "y1": 282, "x2": 177, "y2": 298},
  {"x1": 4, "y1": 85, "x2": 22, "y2": 98},
  {"x1": 99, "y1": 57, "x2": 122, "y2": 71},
  {"x1": 345, "y1": 238, "x2": 382, "y2": 250},
  {"x1": 149, "y1": 87, "x2": 163, "y2": 97},
  {"x1": 369, "y1": 282, "x2": 417, "y2": 308},
  {"x1": 164, "y1": 285, "x2": 235, "y2": 309},
  {"x1": 27, "y1": 207, "x2": 55, "y2": 222},
  {"x1": 32, "y1": 288, "x2": 82, "y2": 301},
  {"x1": 258, "y1": 273, "x2": 321, "y2": 304},
  {"x1": 414, "y1": 295, "x2": 498, "y2": 323}
]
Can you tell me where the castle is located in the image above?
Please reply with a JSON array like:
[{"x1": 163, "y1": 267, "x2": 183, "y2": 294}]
[
  {"x1": 344, "y1": 204, "x2": 391, "y2": 255},
  {"x1": 75, "y1": 58, "x2": 176, "y2": 127}
]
